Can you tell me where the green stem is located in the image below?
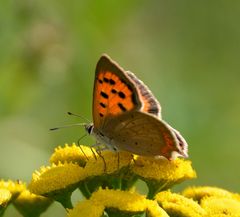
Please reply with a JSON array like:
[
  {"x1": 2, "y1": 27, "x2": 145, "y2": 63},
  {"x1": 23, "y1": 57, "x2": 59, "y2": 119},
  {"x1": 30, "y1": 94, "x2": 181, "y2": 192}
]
[
  {"x1": 0, "y1": 208, "x2": 6, "y2": 217},
  {"x1": 56, "y1": 192, "x2": 73, "y2": 209},
  {"x1": 147, "y1": 181, "x2": 169, "y2": 199},
  {"x1": 114, "y1": 175, "x2": 122, "y2": 189},
  {"x1": 79, "y1": 182, "x2": 92, "y2": 199},
  {"x1": 121, "y1": 176, "x2": 138, "y2": 190}
]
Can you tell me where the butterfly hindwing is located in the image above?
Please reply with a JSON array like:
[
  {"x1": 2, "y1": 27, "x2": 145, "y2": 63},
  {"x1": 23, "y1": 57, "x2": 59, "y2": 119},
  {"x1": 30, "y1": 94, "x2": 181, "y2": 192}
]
[{"x1": 101, "y1": 111, "x2": 179, "y2": 159}]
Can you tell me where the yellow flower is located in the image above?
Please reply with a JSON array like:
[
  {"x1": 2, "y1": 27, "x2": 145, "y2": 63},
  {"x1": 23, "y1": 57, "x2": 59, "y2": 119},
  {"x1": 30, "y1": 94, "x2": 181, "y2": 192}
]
[
  {"x1": 29, "y1": 162, "x2": 84, "y2": 199},
  {"x1": 50, "y1": 144, "x2": 97, "y2": 166},
  {"x1": 30, "y1": 149, "x2": 134, "y2": 203},
  {"x1": 13, "y1": 190, "x2": 52, "y2": 217},
  {"x1": 91, "y1": 188, "x2": 148, "y2": 212},
  {"x1": 67, "y1": 200, "x2": 104, "y2": 217},
  {"x1": 0, "y1": 188, "x2": 11, "y2": 207},
  {"x1": 182, "y1": 186, "x2": 240, "y2": 202},
  {"x1": 155, "y1": 190, "x2": 206, "y2": 217},
  {"x1": 201, "y1": 196, "x2": 240, "y2": 216},
  {"x1": 68, "y1": 188, "x2": 169, "y2": 217},
  {"x1": 132, "y1": 157, "x2": 196, "y2": 198},
  {"x1": 146, "y1": 200, "x2": 170, "y2": 217},
  {"x1": 133, "y1": 157, "x2": 196, "y2": 182},
  {"x1": 0, "y1": 180, "x2": 25, "y2": 199}
]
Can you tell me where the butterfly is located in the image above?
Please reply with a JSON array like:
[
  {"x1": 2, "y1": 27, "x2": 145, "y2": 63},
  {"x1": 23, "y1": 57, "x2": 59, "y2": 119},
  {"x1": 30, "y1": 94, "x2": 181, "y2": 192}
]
[{"x1": 84, "y1": 54, "x2": 188, "y2": 160}]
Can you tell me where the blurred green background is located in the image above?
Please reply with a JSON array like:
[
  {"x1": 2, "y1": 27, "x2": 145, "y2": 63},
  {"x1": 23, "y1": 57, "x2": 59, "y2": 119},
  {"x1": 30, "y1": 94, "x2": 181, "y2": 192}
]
[{"x1": 1, "y1": 0, "x2": 240, "y2": 216}]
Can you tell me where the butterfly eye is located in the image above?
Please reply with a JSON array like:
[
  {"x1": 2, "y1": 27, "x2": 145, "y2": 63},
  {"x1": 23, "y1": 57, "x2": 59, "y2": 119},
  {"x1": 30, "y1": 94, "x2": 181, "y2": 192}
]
[{"x1": 84, "y1": 124, "x2": 94, "y2": 135}]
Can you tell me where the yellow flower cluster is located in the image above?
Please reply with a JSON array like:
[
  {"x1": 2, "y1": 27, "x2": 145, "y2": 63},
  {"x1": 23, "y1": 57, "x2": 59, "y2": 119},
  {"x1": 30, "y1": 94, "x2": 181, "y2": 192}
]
[
  {"x1": 29, "y1": 144, "x2": 195, "y2": 198},
  {"x1": 67, "y1": 187, "x2": 240, "y2": 217},
  {"x1": 68, "y1": 188, "x2": 169, "y2": 217},
  {"x1": 182, "y1": 186, "x2": 240, "y2": 216},
  {"x1": 0, "y1": 180, "x2": 51, "y2": 217},
  {"x1": 1, "y1": 143, "x2": 240, "y2": 217}
]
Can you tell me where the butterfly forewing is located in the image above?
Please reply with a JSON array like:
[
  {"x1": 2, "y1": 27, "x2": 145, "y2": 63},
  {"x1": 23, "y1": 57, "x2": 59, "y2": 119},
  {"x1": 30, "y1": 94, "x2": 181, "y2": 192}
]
[
  {"x1": 126, "y1": 71, "x2": 162, "y2": 119},
  {"x1": 100, "y1": 111, "x2": 179, "y2": 159},
  {"x1": 93, "y1": 55, "x2": 142, "y2": 128}
]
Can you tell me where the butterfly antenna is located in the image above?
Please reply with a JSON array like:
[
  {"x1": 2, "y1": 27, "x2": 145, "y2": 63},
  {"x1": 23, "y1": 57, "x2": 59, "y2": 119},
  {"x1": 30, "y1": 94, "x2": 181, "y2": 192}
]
[
  {"x1": 50, "y1": 123, "x2": 86, "y2": 131},
  {"x1": 67, "y1": 112, "x2": 90, "y2": 123}
]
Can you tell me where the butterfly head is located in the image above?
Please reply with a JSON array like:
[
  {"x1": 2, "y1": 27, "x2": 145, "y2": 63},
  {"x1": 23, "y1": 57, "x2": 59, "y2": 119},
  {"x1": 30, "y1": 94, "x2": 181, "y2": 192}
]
[{"x1": 84, "y1": 123, "x2": 94, "y2": 135}]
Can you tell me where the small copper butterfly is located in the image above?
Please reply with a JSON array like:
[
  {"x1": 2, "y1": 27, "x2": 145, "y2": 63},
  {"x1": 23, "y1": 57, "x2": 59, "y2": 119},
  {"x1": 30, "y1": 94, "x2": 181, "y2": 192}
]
[{"x1": 84, "y1": 54, "x2": 188, "y2": 160}]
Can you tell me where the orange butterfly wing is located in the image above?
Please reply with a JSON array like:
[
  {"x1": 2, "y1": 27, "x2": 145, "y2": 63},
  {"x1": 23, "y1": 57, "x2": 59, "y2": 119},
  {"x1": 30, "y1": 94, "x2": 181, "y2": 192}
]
[{"x1": 92, "y1": 55, "x2": 142, "y2": 129}]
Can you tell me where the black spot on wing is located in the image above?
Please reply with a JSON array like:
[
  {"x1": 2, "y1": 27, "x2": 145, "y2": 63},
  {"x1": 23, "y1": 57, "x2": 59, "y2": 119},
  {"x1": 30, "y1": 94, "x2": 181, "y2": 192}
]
[
  {"x1": 118, "y1": 103, "x2": 127, "y2": 112},
  {"x1": 98, "y1": 79, "x2": 103, "y2": 84},
  {"x1": 100, "y1": 102, "x2": 106, "y2": 108},
  {"x1": 118, "y1": 91, "x2": 126, "y2": 99},
  {"x1": 109, "y1": 79, "x2": 116, "y2": 85},
  {"x1": 100, "y1": 91, "x2": 109, "y2": 99},
  {"x1": 111, "y1": 89, "x2": 117, "y2": 94},
  {"x1": 103, "y1": 77, "x2": 109, "y2": 83},
  {"x1": 99, "y1": 113, "x2": 104, "y2": 117}
]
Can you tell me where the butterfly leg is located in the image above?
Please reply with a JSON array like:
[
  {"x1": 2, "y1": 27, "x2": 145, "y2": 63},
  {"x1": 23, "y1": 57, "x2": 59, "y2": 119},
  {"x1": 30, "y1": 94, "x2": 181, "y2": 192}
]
[
  {"x1": 91, "y1": 143, "x2": 109, "y2": 152},
  {"x1": 117, "y1": 152, "x2": 120, "y2": 170},
  {"x1": 75, "y1": 134, "x2": 90, "y2": 162},
  {"x1": 96, "y1": 149, "x2": 106, "y2": 172},
  {"x1": 92, "y1": 142, "x2": 107, "y2": 172},
  {"x1": 77, "y1": 138, "x2": 89, "y2": 161},
  {"x1": 90, "y1": 147, "x2": 97, "y2": 160}
]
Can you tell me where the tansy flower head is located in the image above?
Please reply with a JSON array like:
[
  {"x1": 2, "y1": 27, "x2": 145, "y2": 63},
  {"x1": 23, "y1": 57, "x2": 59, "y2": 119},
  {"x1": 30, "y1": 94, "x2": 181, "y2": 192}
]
[
  {"x1": 29, "y1": 162, "x2": 84, "y2": 208},
  {"x1": 0, "y1": 188, "x2": 12, "y2": 214},
  {"x1": 132, "y1": 157, "x2": 196, "y2": 198},
  {"x1": 133, "y1": 157, "x2": 196, "y2": 183},
  {"x1": 182, "y1": 186, "x2": 240, "y2": 202},
  {"x1": 155, "y1": 190, "x2": 206, "y2": 217},
  {"x1": 67, "y1": 200, "x2": 104, "y2": 217},
  {"x1": 13, "y1": 190, "x2": 52, "y2": 217},
  {"x1": 0, "y1": 180, "x2": 26, "y2": 200},
  {"x1": 50, "y1": 143, "x2": 97, "y2": 166},
  {"x1": 68, "y1": 188, "x2": 169, "y2": 217},
  {"x1": 201, "y1": 196, "x2": 240, "y2": 216}
]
